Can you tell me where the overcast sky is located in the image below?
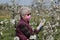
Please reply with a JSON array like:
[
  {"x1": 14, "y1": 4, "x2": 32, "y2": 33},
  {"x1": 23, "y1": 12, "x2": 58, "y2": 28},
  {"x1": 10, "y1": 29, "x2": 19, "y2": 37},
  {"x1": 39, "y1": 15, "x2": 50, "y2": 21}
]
[
  {"x1": 0, "y1": 0, "x2": 59, "y2": 6},
  {"x1": 0, "y1": 0, "x2": 33, "y2": 5}
]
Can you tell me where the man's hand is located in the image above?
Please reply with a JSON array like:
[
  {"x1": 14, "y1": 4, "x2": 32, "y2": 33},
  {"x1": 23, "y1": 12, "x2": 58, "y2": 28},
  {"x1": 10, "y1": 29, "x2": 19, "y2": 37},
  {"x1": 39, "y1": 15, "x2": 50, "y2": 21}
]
[{"x1": 37, "y1": 19, "x2": 46, "y2": 30}]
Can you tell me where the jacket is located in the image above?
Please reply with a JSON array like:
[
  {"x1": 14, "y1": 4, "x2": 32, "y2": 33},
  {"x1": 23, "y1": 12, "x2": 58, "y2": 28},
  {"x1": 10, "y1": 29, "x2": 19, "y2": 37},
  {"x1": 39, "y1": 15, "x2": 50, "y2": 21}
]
[{"x1": 16, "y1": 19, "x2": 42, "y2": 40}]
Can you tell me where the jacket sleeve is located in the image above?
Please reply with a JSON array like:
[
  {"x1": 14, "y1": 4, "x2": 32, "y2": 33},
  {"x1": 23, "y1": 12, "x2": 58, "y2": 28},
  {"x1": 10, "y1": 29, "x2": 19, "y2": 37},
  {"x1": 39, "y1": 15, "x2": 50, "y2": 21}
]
[
  {"x1": 19, "y1": 35, "x2": 28, "y2": 40},
  {"x1": 34, "y1": 26, "x2": 43, "y2": 34}
]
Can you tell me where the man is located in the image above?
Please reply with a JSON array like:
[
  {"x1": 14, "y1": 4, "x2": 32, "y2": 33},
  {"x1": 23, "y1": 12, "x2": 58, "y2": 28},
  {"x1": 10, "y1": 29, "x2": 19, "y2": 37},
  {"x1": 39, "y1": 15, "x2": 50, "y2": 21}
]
[{"x1": 16, "y1": 7, "x2": 46, "y2": 40}]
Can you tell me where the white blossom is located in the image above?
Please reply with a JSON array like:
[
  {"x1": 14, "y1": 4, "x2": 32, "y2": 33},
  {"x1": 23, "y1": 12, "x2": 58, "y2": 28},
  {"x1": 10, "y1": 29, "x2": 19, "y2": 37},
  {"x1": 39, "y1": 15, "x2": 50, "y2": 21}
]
[
  {"x1": 0, "y1": 21, "x2": 3, "y2": 24},
  {"x1": 10, "y1": 19, "x2": 15, "y2": 24},
  {"x1": 14, "y1": 36, "x2": 19, "y2": 40},
  {"x1": 36, "y1": 10, "x2": 38, "y2": 13},
  {"x1": 29, "y1": 35, "x2": 37, "y2": 40},
  {"x1": 46, "y1": 35, "x2": 54, "y2": 40},
  {"x1": 55, "y1": 22, "x2": 59, "y2": 26},
  {"x1": 0, "y1": 32, "x2": 3, "y2": 36},
  {"x1": 57, "y1": 16, "x2": 60, "y2": 20},
  {"x1": 37, "y1": 14, "x2": 39, "y2": 16}
]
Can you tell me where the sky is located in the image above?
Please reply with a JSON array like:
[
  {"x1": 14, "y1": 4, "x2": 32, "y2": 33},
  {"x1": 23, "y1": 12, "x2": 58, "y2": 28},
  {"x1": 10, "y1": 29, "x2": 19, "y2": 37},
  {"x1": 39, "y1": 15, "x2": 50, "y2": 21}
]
[
  {"x1": 0, "y1": 0, "x2": 33, "y2": 5},
  {"x1": 0, "y1": 0, "x2": 59, "y2": 6}
]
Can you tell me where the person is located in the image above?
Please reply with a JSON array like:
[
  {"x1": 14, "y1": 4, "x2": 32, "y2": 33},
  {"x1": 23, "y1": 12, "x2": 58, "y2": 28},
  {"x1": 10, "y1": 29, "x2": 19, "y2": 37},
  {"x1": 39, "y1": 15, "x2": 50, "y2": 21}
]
[{"x1": 16, "y1": 6, "x2": 46, "y2": 40}]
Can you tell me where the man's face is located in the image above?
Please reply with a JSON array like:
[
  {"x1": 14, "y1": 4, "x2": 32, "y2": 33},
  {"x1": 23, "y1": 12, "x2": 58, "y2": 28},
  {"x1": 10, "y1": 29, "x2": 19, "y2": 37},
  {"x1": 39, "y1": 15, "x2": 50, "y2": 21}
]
[{"x1": 24, "y1": 12, "x2": 31, "y2": 21}]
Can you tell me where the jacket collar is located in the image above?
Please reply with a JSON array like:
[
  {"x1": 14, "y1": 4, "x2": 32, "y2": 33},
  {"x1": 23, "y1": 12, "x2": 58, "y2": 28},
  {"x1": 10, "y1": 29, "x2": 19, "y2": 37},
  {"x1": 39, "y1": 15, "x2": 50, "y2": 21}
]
[{"x1": 20, "y1": 18, "x2": 29, "y2": 24}]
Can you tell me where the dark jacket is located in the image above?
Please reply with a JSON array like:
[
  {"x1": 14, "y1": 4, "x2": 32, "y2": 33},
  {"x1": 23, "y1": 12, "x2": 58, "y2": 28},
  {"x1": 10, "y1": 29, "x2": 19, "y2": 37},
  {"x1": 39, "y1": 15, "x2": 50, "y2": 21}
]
[{"x1": 16, "y1": 19, "x2": 42, "y2": 40}]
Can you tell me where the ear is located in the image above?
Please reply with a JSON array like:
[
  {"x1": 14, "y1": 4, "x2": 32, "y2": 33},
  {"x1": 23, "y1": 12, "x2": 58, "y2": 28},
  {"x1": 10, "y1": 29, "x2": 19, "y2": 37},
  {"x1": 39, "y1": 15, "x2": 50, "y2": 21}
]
[
  {"x1": 22, "y1": 15, "x2": 25, "y2": 18},
  {"x1": 22, "y1": 16, "x2": 24, "y2": 18}
]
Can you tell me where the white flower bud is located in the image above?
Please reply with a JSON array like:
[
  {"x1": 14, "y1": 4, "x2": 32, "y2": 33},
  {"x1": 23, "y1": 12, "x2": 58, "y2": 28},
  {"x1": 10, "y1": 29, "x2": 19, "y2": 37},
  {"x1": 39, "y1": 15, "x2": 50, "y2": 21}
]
[
  {"x1": 0, "y1": 32, "x2": 3, "y2": 36},
  {"x1": 14, "y1": 36, "x2": 19, "y2": 40},
  {"x1": 0, "y1": 21, "x2": 3, "y2": 24},
  {"x1": 29, "y1": 35, "x2": 36, "y2": 40}
]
